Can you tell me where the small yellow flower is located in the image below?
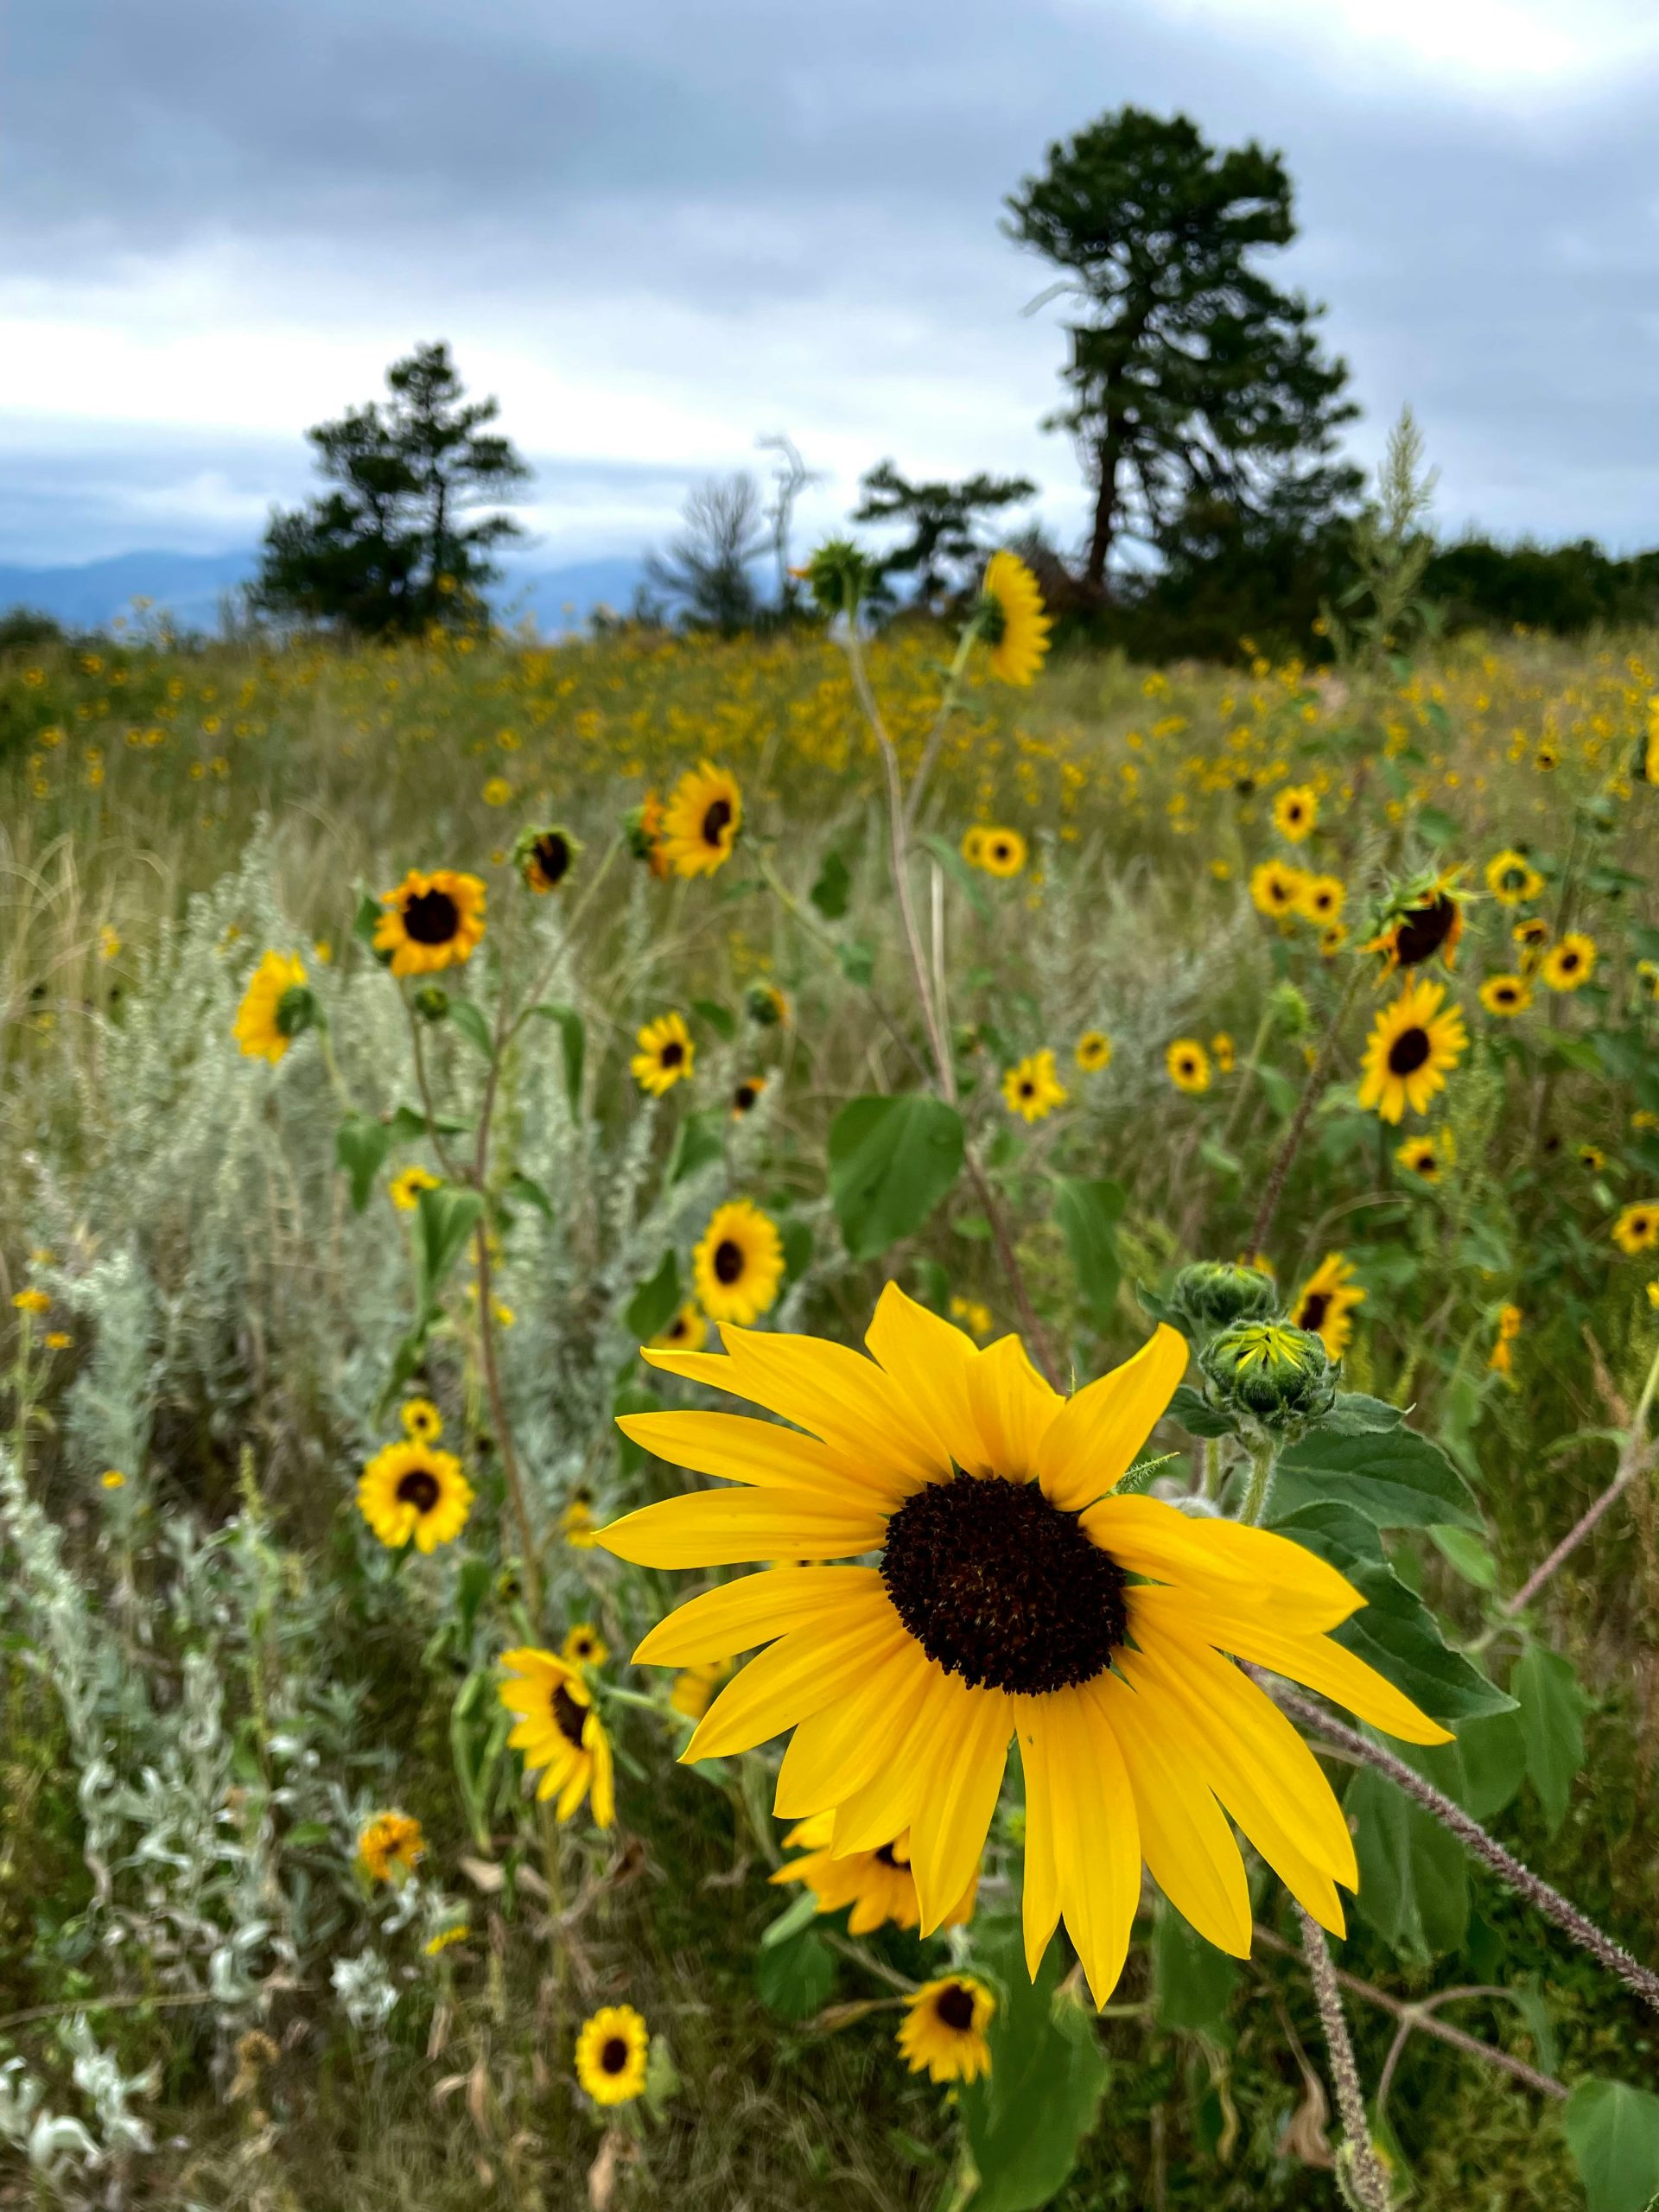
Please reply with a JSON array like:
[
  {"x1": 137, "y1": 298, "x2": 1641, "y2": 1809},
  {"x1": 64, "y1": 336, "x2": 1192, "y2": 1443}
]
[
  {"x1": 1002, "y1": 1049, "x2": 1068, "y2": 1122},
  {"x1": 1485, "y1": 849, "x2": 1543, "y2": 905},
  {"x1": 560, "y1": 1493, "x2": 601, "y2": 1549},
  {"x1": 1274, "y1": 785, "x2": 1318, "y2": 842},
  {"x1": 976, "y1": 827, "x2": 1028, "y2": 878},
  {"x1": 1479, "y1": 975, "x2": 1531, "y2": 1017},
  {"x1": 1211, "y1": 1032, "x2": 1236, "y2": 1075},
  {"x1": 562, "y1": 1623, "x2": 610, "y2": 1669},
  {"x1": 650, "y1": 1304, "x2": 709, "y2": 1354},
  {"x1": 1612, "y1": 1202, "x2": 1659, "y2": 1257},
  {"x1": 1166, "y1": 1039, "x2": 1211, "y2": 1095},
  {"x1": 100, "y1": 1469, "x2": 126, "y2": 1491},
  {"x1": 949, "y1": 1295, "x2": 994, "y2": 1340},
  {"x1": 401, "y1": 1396, "x2": 443, "y2": 1444},
  {"x1": 575, "y1": 2005, "x2": 649, "y2": 2105},
  {"x1": 961, "y1": 826, "x2": 988, "y2": 868},
  {"x1": 482, "y1": 777, "x2": 512, "y2": 807},
  {"x1": 390, "y1": 1164, "x2": 442, "y2": 1213},
  {"x1": 1542, "y1": 934, "x2": 1596, "y2": 992},
  {"x1": 98, "y1": 925, "x2": 121, "y2": 962},
  {"x1": 1075, "y1": 1029, "x2": 1112, "y2": 1072},
  {"x1": 979, "y1": 549, "x2": 1051, "y2": 685},
  {"x1": 1298, "y1": 874, "x2": 1345, "y2": 925},
  {"x1": 632, "y1": 1012, "x2": 696, "y2": 1096},
  {"x1": 670, "y1": 1658, "x2": 732, "y2": 1720},
  {"x1": 11, "y1": 1289, "x2": 50, "y2": 1314},
  {"x1": 359, "y1": 1810, "x2": 425, "y2": 1884},
  {"x1": 1250, "y1": 860, "x2": 1306, "y2": 920},
  {"x1": 44, "y1": 1331, "x2": 71, "y2": 1350},
  {"x1": 897, "y1": 1975, "x2": 995, "y2": 2084},
  {"x1": 424, "y1": 1924, "x2": 468, "y2": 1956}
]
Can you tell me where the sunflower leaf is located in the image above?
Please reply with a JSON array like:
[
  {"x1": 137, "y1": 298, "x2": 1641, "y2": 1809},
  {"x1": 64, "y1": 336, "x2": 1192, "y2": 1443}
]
[
  {"x1": 335, "y1": 1116, "x2": 392, "y2": 1212},
  {"x1": 528, "y1": 1002, "x2": 585, "y2": 1114},
  {"x1": 691, "y1": 997, "x2": 735, "y2": 1040},
  {"x1": 1272, "y1": 1419, "x2": 1481, "y2": 1529},
  {"x1": 959, "y1": 1916, "x2": 1109, "y2": 2212},
  {"x1": 1166, "y1": 1382, "x2": 1236, "y2": 1440},
  {"x1": 416, "y1": 1186, "x2": 484, "y2": 1313},
  {"x1": 809, "y1": 849, "x2": 851, "y2": 919},
  {"x1": 1563, "y1": 2078, "x2": 1659, "y2": 2212},
  {"x1": 753, "y1": 1925, "x2": 835, "y2": 2019},
  {"x1": 828, "y1": 1094, "x2": 963, "y2": 1260},
  {"x1": 625, "y1": 1253, "x2": 680, "y2": 1344},
  {"x1": 1052, "y1": 1177, "x2": 1124, "y2": 1329},
  {"x1": 446, "y1": 997, "x2": 496, "y2": 1059},
  {"x1": 666, "y1": 1109, "x2": 727, "y2": 1185},
  {"x1": 1511, "y1": 1643, "x2": 1587, "y2": 1837},
  {"x1": 918, "y1": 833, "x2": 992, "y2": 921}
]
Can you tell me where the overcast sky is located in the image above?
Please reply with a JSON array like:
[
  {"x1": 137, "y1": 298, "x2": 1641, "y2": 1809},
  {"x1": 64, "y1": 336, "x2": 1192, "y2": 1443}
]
[{"x1": 5, "y1": 0, "x2": 1658, "y2": 569}]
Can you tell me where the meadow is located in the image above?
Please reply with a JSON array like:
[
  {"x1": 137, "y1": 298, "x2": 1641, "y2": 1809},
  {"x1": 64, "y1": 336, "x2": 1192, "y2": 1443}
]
[{"x1": 3, "y1": 569, "x2": 1659, "y2": 2212}]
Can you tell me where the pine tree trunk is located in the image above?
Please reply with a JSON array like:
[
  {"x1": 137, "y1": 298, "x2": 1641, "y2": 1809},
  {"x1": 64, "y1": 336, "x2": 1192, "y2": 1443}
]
[{"x1": 1084, "y1": 441, "x2": 1119, "y2": 599}]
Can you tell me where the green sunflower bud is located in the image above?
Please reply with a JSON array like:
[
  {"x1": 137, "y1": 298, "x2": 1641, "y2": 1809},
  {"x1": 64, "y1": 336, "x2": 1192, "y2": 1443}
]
[
  {"x1": 745, "y1": 982, "x2": 788, "y2": 1028},
  {"x1": 801, "y1": 538, "x2": 874, "y2": 618},
  {"x1": 1268, "y1": 981, "x2": 1311, "y2": 1037},
  {"x1": 412, "y1": 984, "x2": 450, "y2": 1022},
  {"x1": 1199, "y1": 1322, "x2": 1336, "y2": 1441},
  {"x1": 275, "y1": 983, "x2": 318, "y2": 1039},
  {"x1": 513, "y1": 822, "x2": 581, "y2": 893},
  {"x1": 1166, "y1": 1261, "x2": 1281, "y2": 1341}
]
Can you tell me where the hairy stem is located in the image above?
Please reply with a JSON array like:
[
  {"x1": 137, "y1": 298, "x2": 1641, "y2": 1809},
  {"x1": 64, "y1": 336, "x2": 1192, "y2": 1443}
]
[{"x1": 1296, "y1": 1909, "x2": 1392, "y2": 2212}]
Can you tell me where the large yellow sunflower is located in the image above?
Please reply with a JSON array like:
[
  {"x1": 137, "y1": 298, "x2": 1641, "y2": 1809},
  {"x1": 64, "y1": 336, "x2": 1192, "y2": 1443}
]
[
  {"x1": 661, "y1": 761, "x2": 742, "y2": 879},
  {"x1": 575, "y1": 2005, "x2": 649, "y2": 2106},
  {"x1": 374, "y1": 869, "x2": 486, "y2": 977},
  {"x1": 693, "y1": 1199, "x2": 785, "y2": 1325},
  {"x1": 980, "y1": 551, "x2": 1051, "y2": 686},
  {"x1": 357, "y1": 1441, "x2": 474, "y2": 1554},
  {"x1": 600, "y1": 1288, "x2": 1446, "y2": 2006},
  {"x1": 1364, "y1": 873, "x2": 1469, "y2": 979},
  {"x1": 773, "y1": 1813, "x2": 976, "y2": 1936},
  {"x1": 1002, "y1": 1049, "x2": 1068, "y2": 1123},
  {"x1": 1249, "y1": 860, "x2": 1306, "y2": 921},
  {"x1": 1289, "y1": 1253, "x2": 1364, "y2": 1361},
  {"x1": 515, "y1": 823, "x2": 581, "y2": 894},
  {"x1": 1542, "y1": 933, "x2": 1596, "y2": 992},
  {"x1": 1357, "y1": 979, "x2": 1467, "y2": 1123},
  {"x1": 632, "y1": 1011, "x2": 696, "y2": 1096},
  {"x1": 499, "y1": 1648, "x2": 615, "y2": 1825},
  {"x1": 898, "y1": 1975, "x2": 996, "y2": 2083},
  {"x1": 233, "y1": 950, "x2": 309, "y2": 1063}
]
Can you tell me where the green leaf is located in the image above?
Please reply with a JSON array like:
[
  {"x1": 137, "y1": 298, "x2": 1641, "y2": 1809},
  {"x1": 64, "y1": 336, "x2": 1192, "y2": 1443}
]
[
  {"x1": 780, "y1": 1217, "x2": 813, "y2": 1286},
  {"x1": 1052, "y1": 1177, "x2": 1125, "y2": 1329},
  {"x1": 918, "y1": 831, "x2": 992, "y2": 921},
  {"x1": 1415, "y1": 804, "x2": 1460, "y2": 846},
  {"x1": 335, "y1": 1116, "x2": 392, "y2": 1212},
  {"x1": 958, "y1": 1916, "x2": 1109, "y2": 2212},
  {"x1": 1345, "y1": 1764, "x2": 1469, "y2": 1959},
  {"x1": 416, "y1": 1186, "x2": 484, "y2": 1312},
  {"x1": 760, "y1": 1891, "x2": 821, "y2": 1948},
  {"x1": 1428, "y1": 1522, "x2": 1498, "y2": 1589},
  {"x1": 1255, "y1": 1064, "x2": 1297, "y2": 1118},
  {"x1": 625, "y1": 1252, "x2": 681, "y2": 1343},
  {"x1": 828, "y1": 1095, "x2": 964, "y2": 1261},
  {"x1": 837, "y1": 940, "x2": 874, "y2": 988},
  {"x1": 505, "y1": 1170, "x2": 555, "y2": 1223},
  {"x1": 809, "y1": 849, "x2": 851, "y2": 919},
  {"x1": 352, "y1": 887, "x2": 382, "y2": 950},
  {"x1": 1412, "y1": 1708, "x2": 1527, "y2": 1823},
  {"x1": 1166, "y1": 1382, "x2": 1234, "y2": 1440},
  {"x1": 1152, "y1": 1907, "x2": 1239, "y2": 2035},
  {"x1": 1513, "y1": 1643, "x2": 1587, "y2": 1836},
  {"x1": 1274, "y1": 1501, "x2": 1513, "y2": 1721},
  {"x1": 1318, "y1": 1391, "x2": 1405, "y2": 1436},
  {"x1": 691, "y1": 996, "x2": 735, "y2": 1040},
  {"x1": 447, "y1": 997, "x2": 495, "y2": 1058},
  {"x1": 389, "y1": 1102, "x2": 469, "y2": 1141},
  {"x1": 1564, "y1": 2078, "x2": 1659, "y2": 2212},
  {"x1": 753, "y1": 1926, "x2": 835, "y2": 2020},
  {"x1": 528, "y1": 1002, "x2": 585, "y2": 1113},
  {"x1": 666, "y1": 1109, "x2": 726, "y2": 1185},
  {"x1": 1274, "y1": 1421, "x2": 1481, "y2": 1531}
]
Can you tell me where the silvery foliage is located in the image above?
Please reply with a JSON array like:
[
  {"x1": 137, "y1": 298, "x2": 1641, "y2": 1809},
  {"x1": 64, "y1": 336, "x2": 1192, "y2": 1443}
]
[{"x1": 0, "y1": 2021, "x2": 156, "y2": 2193}]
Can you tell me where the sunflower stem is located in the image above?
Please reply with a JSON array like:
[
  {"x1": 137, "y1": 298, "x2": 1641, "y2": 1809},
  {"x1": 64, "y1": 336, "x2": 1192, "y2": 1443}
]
[
  {"x1": 1247, "y1": 959, "x2": 1366, "y2": 1255},
  {"x1": 1239, "y1": 1440, "x2": 1278, "y2": 1527},
  {"x1": 1274, "y1": 1684, "x2": 1659, "y2": 2016},
  {"x1": 1296, "y1": 1907, "x2": 1392, "y2": 2212},
  {"x1": 902, "y1": 620, "x2": 980, "y2": 838}
]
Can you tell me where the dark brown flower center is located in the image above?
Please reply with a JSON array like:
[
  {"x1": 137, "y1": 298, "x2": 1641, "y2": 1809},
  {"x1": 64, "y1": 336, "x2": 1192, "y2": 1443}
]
[
  {"x1": 935, "y1": 1984, "x2": 976, "y2": 2031},
  {"x1": 658, "y1": 1040, "x2": 684, "y2": 1068},
  {"x1": 1393, "y1": 895, "x2": 1456, "y2": 966},
  {"x1": 701, "y1": 798, "x2": 734, "y2": 847},
  {"x1": 874, "y1": 1842, "x2": 903, "y2": 1869},
  {"x1": 1387, "y1": 1026, "x2": 1431, "y2": 1076},
  {"x1": 396, "y1": 1467, "x2": 442, "y2": 1513},
  {"x1": 880, "y1": 1473, "x2": 1128, "y2": 1694},
  {"x1": 1559, "y1": 950, "x2": 1580, "y2": 973},
  {"x1": 600, "y1": 2036, "x2": 628, "y2": 2074},
  {"x1": 533, "y1": 834, "x2": 571, "y2": 884},
  {"x1": 1297, "y1": 1292, "x2": 1330, "y2": 1332},
  {"x1": 551, "y1": 1684, "x2": 588, "y2": 1750},
  {"x1": 403, "y1": 887, "x2": 461, "y2": 944},
  {"x1": 734, "y1": 1083, "x2": 758, "y2": 1112},
  {"x1": 712, "y1": 1238, "x2": 745, "y2": 1285}
]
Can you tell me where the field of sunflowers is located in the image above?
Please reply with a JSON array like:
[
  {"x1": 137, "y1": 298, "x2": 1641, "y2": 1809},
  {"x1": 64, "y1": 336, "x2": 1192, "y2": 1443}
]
[{"x1": 3, "y1": 553, "x2": 1659, "y2": 2211}]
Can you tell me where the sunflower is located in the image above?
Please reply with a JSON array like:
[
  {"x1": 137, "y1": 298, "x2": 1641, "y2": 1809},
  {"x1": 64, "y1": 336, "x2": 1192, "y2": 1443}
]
[
  {"x1": 1075, "y1": 1030, "x2": 1112, "y2": 1073},
  {"x1": 374, "y1": 870, "x2": 486, "y2": 977},
  {"x1": 499, "y1": 1648, "x2": 615, "y2": 1825},
  {"x1": 626, "y1": 790, "x2": 671, "y2": 879},
  {"x1": 661, "y1": 761, "x2": 742, "y2": 879},
  {"x1": 670, "y1": 1657, "x2": 732, "y2": 1720},
  {"x1": 1364, "y1": 871, "x2": 1469, "y2": 979},
  {"x1": 1488, "y1": 1302, "x2": 1523, "y2": 1378},
  {"x1": 1319, "y1": 923, "x2": 1349, "y2": 957},
  {"x1": 1273, "y1": 785, "x2": 1318, "y2": 842},
  {"x1": 1513, "y1": 917, "x2": 1550, "y2": 957},
  {"x1": 774, "y1": 1812, "x2": 976, "y2": 1936},
  {"x1": 575, "y1": 2006, "x2": 649, "y2": 2106},
  {"x1": 1002, "y1": 1050, "x2": 1068, "y2": 1123},
  {"x1": 1485, "y1": 849, "x2": 1543, "y2": 905},
  {"x1": 1166, "y1": 1039, "x2": 1211, "y2": 1095},
  {"x1": 978, "y1": 827, "x2": 1028, "y2": 879},
  {"x1": 1479, "y1": 975, "x2": 1531, "y2": 1017},
  {"x1": 632, "y1": 1012, "x2": 696, "y2": 1096},
  {"x1": 1542, "y1": 933, "x2": 1596, "y2": 992},
  {"x1": 1298, "y1": 874, "x2": 1345, "y2": 926},
  {"x1": 515, "y1": 823, "x2": 581, "y2": 893},
  {"x1": 358, "y1": 1441, "x2": 473, "y2": 1554},
  {"x1": 1250, "y1": 860, "x2": 1306, "y2": 921},
  {"x1": 1395, "y1": 1132, "x2": 1451, "y2": 1181},
  {"x1": 1211, "y1": 1032, "x2": 1236, "y2": 1075},
  {"x1": 950, "y1": 1296, "x2": 994, "y2": 1340},
  {"x1": 358, "y1": 1809, "x2": 424, "y2": 1883},
  {"x1": 652, "y1": 1304, "x2": 709, "y2": 1355},
  {"x1": 747, "y1": 982, "x2": 791, "y2": 1028},
  {"x1": 601, "y1": 1287, "x2": 1446, "y2": 2005},
  {"x1": 401, "y1": 1395, "x2": 443, "y2": 1444},
  {"x1": 390, "y1": 1164, "x2": 441, "y2": 1212},
  {"x1": 1580, "y1": 1145, "x2": 1606, "y2": 1172},
  {"x1": 732, "y1": 1074, "x2": 767, "y2": 1117},
  {"x1": 980, "y1": 550, "x2": 1051, "y2": 685},
  {"x1": 1357, "y1": 979, "x2": 1467, "y2": 1123},
  {"x1": 1289, "y1": 1253, "x2": 1364, "y2": 1361},
  {"x1": 1612, "y1": 1202, "x2": 1659, "y2": 1257},
  {"x1": 693, "y1": 1200, "x2": 785, "y2": 1325},
  {"x1": 898, "y1": 1976, "x2": 995, "y2": 2084},
  {"x1": 560, "y1": 1491, "x2": 601, "y2": 1548},
  {"x1": 233, "y1": 950, "x2": 310, "y2": 1064},
  {"x1": 961, "y1": 827, "x2": 988, "y2": 868},
  {"x1": 562, "y1": 1623, "x2": 610, "y2": 1669}
]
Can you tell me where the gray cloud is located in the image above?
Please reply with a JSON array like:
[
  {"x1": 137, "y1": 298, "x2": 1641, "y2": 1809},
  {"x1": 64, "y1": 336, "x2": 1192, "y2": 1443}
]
[{"x1": 6, "y1": 0, "x2": 1659, "y2": 561}]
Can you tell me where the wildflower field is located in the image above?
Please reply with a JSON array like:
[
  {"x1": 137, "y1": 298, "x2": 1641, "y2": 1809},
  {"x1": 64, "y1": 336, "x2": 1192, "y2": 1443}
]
[{"x1": 4, "y1": 569, "x2": 1659, "y2": 2212}]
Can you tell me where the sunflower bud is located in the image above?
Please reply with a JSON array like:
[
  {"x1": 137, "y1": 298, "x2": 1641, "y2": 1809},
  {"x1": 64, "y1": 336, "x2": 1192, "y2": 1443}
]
[
  {"x1": 412, "y1": 984, "x2": 450, "y2": 1022},
  {"x1": 745, "y1": 982, "x2": 789, "y2": 1029},
  {"x1": 801, "y1": 538, "x2": 874, "y2": 618},
  {"x1": 514, "y1": 822, "x2": 581, "y2": 893},
  {"x1": 1199, "y1": 1322, "x2": 1336, "y2": 1441},
  {"x1": 1166, "y1": 1262, "x2": 1282, "y2": 1342},
  {"x1": 275, "y1": 982, "x2": 319, "y2": 1039},
  {"x1": 1269, "y1": 981, "x2": 1311, "y2": 1037}
]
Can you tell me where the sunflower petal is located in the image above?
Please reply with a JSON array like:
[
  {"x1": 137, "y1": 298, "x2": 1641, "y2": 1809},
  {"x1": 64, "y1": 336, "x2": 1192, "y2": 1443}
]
[
  {"x1": 615, "y1": 1410, "x2": 896, "y2": 1499},
  {"x1": 864, "y1": 1282, "x2": 989, "y2": 1473},
  {"x1": 684, "y1": 1600, "x2": 907, "y2": 1762},
  {"x1": 1095, "y1": 1671, "x2": 1253, "y2": 1957},
  {"x1": 830, "y1": 1671, "x2": 957, "y2": 1853},
  {"x1": 773, "y1": 1639, "x2": 938, "y2": 1818},
  {"x1": 907, "y1": 1678, "x2": 1012, "y2": 1934},
  {"x1": 964, "y1": 1333, "x2": 1062, "y2": 1478},
  {"x1": 1082, "y1": 1496, "x2": 1361, "y2": 1629},
  {"x1": 597, "y1": 1487, "x2": 888, "y2": 1568},
  {"x1": 717, "y1": 1325, "x2": 945, "y2": 1487},
  {"x1": 632, "y1": 1567, "x2": 883, "y2": 1665},
  {"x1": 1014, "y1": 1721, "x2": 1063, "y2": 1981},
  {"x1": 1039, "y1": 1688, "x2": 1141, "y2": 2007},
  {"x1": 1035, "y1": 1325, "x2": 1188, "y2": 1510}
]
